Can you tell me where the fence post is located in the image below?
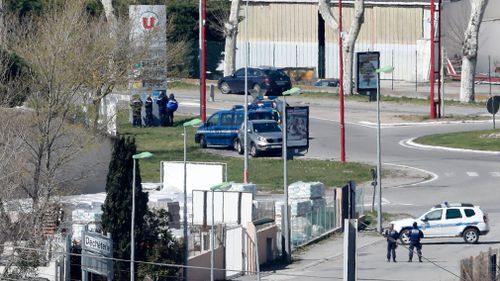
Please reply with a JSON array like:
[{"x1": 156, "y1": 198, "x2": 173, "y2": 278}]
[
  {"x1": 210, "y1": 84, "x2": 215, "y2": 102},
  {"x1": 415, "y1": 50, "x2": 418, "y2": 92},
  {"x1": 460, "y1": 257, "x2": 473, "y2": 281},
  {"x1": 489, "y1": 253, "x2": 496, "y2": 281}
]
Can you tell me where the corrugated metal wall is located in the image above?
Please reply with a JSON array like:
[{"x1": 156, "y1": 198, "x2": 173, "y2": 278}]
[
  {"x1": 237, "y1": 3, "x2": 318, "y2": 69},
  {"x1": 235, "y1": 3, "x2": 430, "y2": 81}
]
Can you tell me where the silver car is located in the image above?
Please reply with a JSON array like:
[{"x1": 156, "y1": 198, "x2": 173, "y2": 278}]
[{"x1": 235, "y1": 120, "x2": 282, "y2": 157}]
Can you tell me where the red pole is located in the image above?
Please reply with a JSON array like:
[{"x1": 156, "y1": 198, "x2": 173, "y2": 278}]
[
  {"x1": 201, "y1": 0, "x2": 207, "y2": 122},
  {"x1": 437, "y1": 0, "x2": 442, "y2": 118},
  {"x1": 339, "y1": 0, "x2": 346, "y2": 162},
  {"x1": 430, "y1": 0, "x2": 436, "y2": 119}
]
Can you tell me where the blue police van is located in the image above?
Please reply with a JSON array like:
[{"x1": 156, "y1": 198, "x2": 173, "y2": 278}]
[{"x1": 195, "y1": 108, "x2": 277, "y2": 149}]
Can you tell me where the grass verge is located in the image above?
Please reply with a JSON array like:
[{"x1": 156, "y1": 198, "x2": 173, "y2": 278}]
[
  {"x1": 414, "y1": 129, "x2": 500, "y2": 151},
  {"x1": 302, "y1": 90, "x2": 484, "y2": 108},
  {"x1": 117, "y1": 112, "x2": 372, "y2": 192}
]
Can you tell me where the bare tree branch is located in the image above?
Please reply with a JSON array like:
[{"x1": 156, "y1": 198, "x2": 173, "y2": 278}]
[{"x1": 318, "y1": 0, "x2": 339, "y2": 31}]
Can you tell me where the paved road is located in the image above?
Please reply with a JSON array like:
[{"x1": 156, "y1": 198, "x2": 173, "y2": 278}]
[{"x1": 175, "y1": 89, "x2": 500, "y2": 280}]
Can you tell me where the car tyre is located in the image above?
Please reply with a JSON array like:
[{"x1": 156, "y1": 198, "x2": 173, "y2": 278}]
[
  {"x1": 399, "y1": 229, "x2": 411, "y2": 245},
  {"x1": 199, "y1": 136, "x2": 207, "y2": 148},
  {"x1": 235, "y1": 139, "x2": 244, "y2": 155},
  {"x1": 463, "y1": 228, "x2": 479, "y2": 244},
  {"x1": 250, "y1": 143, "x2": 259, "y2": 157},
  {"x1": 220, "y1": 82, "x2": 231, "y2": 94}
]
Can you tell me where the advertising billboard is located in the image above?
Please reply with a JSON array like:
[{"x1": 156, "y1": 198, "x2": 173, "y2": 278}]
[
  {"x1": 161, "y1": 161, "x2": 227, "y2": 195},
  {"x1": 286, "y1": 106, "x2": 309, "y2": 149},
  {"x1": 356, "y1": 52, "x2": 380, "y2": 92}
]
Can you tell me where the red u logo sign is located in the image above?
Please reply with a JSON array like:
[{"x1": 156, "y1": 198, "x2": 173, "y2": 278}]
[{"x1": 142, "y1": 17, "x2": 155, "y2": 30}]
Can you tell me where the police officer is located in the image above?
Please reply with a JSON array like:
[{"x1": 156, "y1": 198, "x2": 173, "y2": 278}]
[
  {"x1": 130, "y1": 94, "x2": 143, "y2": 127},
  {"x1": 157, "y1": 92, "x2": 168, "y2": 126},
  {"x1": 144, "y1": 94, "x2": 153, "y2": 127},
  {"x1": 408, "y1": 221, "x2": 424, "y2": 262},
  {"x1": 166, "y1": 93, "x2": 178, "y2": 127},
  {"x1": 384, "y1": 223, "x2": 399, "y2": 262}
]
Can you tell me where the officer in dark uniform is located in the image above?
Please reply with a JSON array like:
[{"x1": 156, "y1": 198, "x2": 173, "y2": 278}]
[
  {"x1": 166, "y1": 93, "x2": 178, "y2": 127},
  {"x1": 384, "y1": 223, "x2": 399, "y2": 262},
  {"x1": 130, "y1": 95, "x2": 143, "y2": 127},
  {"x1": 408, "y1": 221, "x2": 424, "y2": 262},
  {"x1": 157, "y1": 92, "x2": 168, "y2": 126},
  {"x1": 144, "y1": 94, "x2": 153, "y2": 127}
]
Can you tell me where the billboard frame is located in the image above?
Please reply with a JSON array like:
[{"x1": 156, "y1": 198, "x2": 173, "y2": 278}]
[{"x1": 356, "y1": 51, "x2": 380, "y2": 94}]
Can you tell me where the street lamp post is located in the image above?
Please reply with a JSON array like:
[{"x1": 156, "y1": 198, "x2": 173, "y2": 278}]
[
  {"x1": 182, "y1": 118, "x2": 202, "y2": 281},
  {"x1": 375, "y1": 66, "x2": 394, "y2": 233},
  {"x1": 131, "y1": 151, "x2": 153, "y2": 281},
  {"x1": 281, "y1": 87, "x2": 302, "y2": 262},
  {"x1": 243, "y1": 0, "x2": 249, "y2": 183}
]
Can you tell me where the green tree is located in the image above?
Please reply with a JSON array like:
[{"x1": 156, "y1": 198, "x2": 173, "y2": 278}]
[
  {"x1": 138, "y1": 209, "x2": 183, "y2": 281},
  {"x1": 101, "y1": 136, "x2": 149, "y2": 280}
]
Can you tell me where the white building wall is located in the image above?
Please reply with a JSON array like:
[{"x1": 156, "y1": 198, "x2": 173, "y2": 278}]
[
  {"x1": 235, "y1": 41, "x2": 432, "y2": 81},
  {"x1": 236, "y1": 41, "x2": 318, "y2": 69}
]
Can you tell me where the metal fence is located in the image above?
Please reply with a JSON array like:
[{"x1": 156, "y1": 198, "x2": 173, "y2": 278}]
[
  {"x1": 273, "y1": 185, "x2": 365, "y2": 254},
  {"x1": 356, "y1": 188, "x2": 365, "y2": 217},
  {"x1": 290, "y1": 205, "x2": 337, "y2": 248}
]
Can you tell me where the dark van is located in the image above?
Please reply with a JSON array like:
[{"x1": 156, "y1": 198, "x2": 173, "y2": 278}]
[{"x1": 195, "y1": 108, "x2": 276, "y2": 149}]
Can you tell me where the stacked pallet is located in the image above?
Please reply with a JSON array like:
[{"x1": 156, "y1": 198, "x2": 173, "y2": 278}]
[
  {"x1": 167, "y1": 202, "x2": 181, "y2": 229},
  {"x1": 289, "y1": 181, "x2": 326, "y2": 215},
  {"x1": 229, "y1": 183, "x2": 256, "y2": 198},
  {"x1": 289, "y1": 181, "x2": 324, "y2": 200},
  {"x1": 71, "y1": 207, "x2": 102, "y2": 241}
]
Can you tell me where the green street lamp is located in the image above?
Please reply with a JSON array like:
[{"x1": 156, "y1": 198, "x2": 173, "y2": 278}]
[
  {"x1": 281, "y1": 87, "x2": 302, "y2": 262},
  {"x1": 375, "y1": 65, "x2": 394, "y2": 233},
  {"x1": 131, "y1": 151, "x2": 153, "y2": 281},
  {"x1": 182, "y1": 118, "x2": 202, "y2": 281}
]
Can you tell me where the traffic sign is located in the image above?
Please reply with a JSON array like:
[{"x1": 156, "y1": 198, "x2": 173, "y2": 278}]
[
  {"x1": 83, "y1": 232, "x2": 112, "y2": 256},
  {"x1": 487, "y1": 96, "x2": 500, "y2": 114},
  {"x1": 82, "y1": 231, "x2": 113, "y2": 279}
]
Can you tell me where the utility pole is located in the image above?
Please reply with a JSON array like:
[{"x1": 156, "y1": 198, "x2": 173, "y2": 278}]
[
  {"x1": 343, "y1": 182, "x2": 357, "y2": 281},
  {"x1": 338, "y1": 0, "x2": 346, "y2": 163},
  {"x1": 429, "y1": 0, "x2": 436, "y2": 119},
  {"x1": 199, "y1": 0, "x2": 207, "y2": 122},
  {"x1": 0, "y1": 0, "x2": 4, "y2": 45}
]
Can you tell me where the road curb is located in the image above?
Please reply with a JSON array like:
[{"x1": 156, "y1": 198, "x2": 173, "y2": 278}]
[
  {"x1": 384, "y1": 163, "x2": 439, "y2": 188},
  {"x1": 359, "y1": 119, "x2": 491, "y2": 128},
  {"x1": 405, "y1": 137, "x2": 500, "y2": 155}
]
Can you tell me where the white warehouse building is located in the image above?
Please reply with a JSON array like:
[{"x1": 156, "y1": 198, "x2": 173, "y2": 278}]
[{"x1": 234, "y1": 0, "x2": 500, "y2": 82}]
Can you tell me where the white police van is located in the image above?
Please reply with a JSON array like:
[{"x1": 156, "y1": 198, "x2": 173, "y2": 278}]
[{"x1": 391, "y1": 203, "x2": 489, "y2": 244}]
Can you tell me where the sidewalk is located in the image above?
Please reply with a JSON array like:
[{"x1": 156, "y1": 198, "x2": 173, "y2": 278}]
[{"x1": 231, "y1": 232, "x2": 385, "y2": 281}]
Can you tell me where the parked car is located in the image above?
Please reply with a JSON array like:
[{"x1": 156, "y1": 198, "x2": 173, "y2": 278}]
[
  {"x1": 218, "y1": 67, "x2": 292, "y2": 96},
  {"x1": 314, "y1": 78, "x2": 340, "y2": 87},
  {"x1": 195, "y1": 108, "x2": 276, "y2": 149},
  {"x1": 235, "y1": 120, "x2": 282, "y2": 157},
  {"x1": 391, "y1": 203, "x2": 489, "y2": 244}
]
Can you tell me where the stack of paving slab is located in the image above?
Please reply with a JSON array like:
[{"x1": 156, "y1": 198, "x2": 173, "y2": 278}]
[
  {"x1": 288, "y1": 181, "x2": 326, "y2": 216},
  {"x1": 71, "y1": 204, "x2": 103, "y2": 241},
  {"x1": 229, "y1": 183, "x2": 256, "y2": 198},
  {"x1": 167, "y1": 202, "x2": 181, "y2": 229},
  {"x1": 148, "y1": 194, "x2": 181, "y2": 229}
]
